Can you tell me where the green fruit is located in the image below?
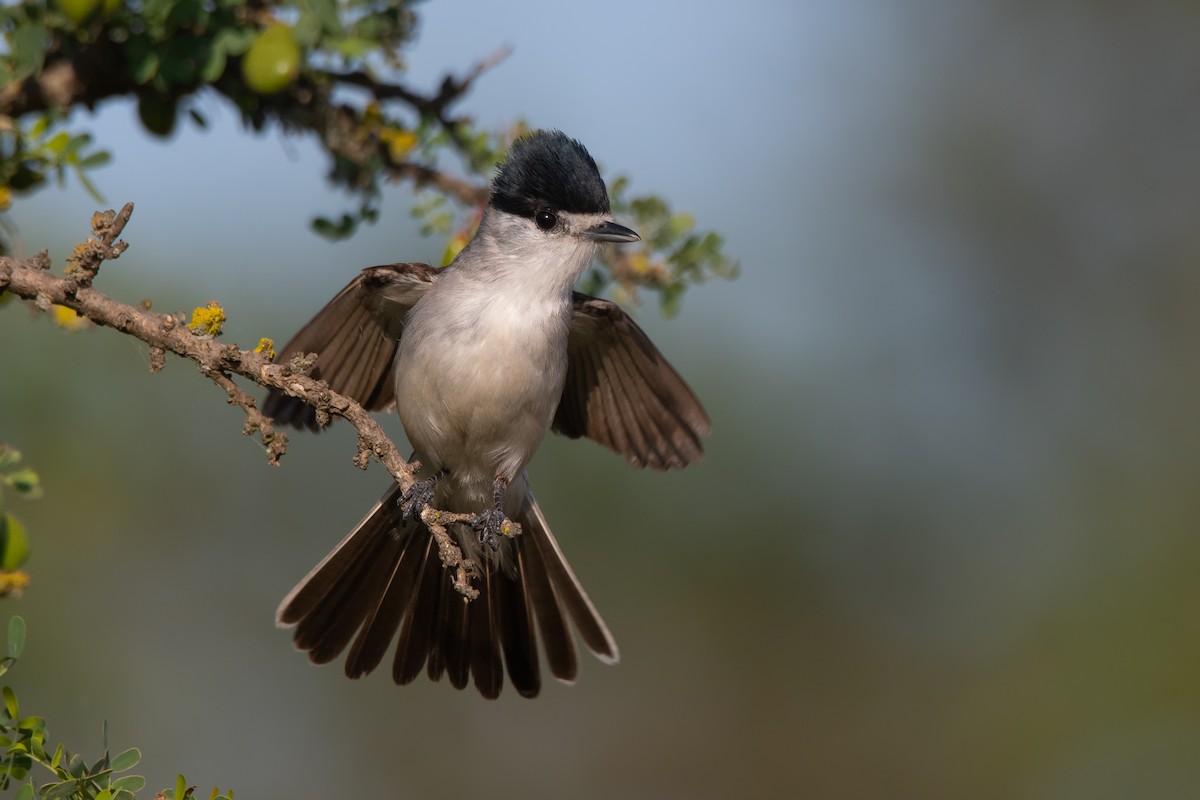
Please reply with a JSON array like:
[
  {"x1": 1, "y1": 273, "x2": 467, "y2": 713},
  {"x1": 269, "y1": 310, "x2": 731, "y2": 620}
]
[
  {"x1": 57, "y1": 0, "x2": 99, "y2": 24},
  {"x1": 242, "y1": 23, "x2": 301, "y2": 94},
  {"x1": 0, "y1": 513, "x2": 29, "y2": 572}
]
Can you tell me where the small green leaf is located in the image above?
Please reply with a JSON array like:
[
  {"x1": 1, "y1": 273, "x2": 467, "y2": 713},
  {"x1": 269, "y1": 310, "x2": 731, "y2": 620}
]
[
  {"x1": 43, "y1": 132, "x2": 71, "y2": 156},
  {"x1": 0, "y1": 449, "x2": 19, "y2": 470},
  {"x1": 175, "y1": 773, "x2": 188, "y2": 799},
  {"x1": 137, "y1": 94, "x2": 178, "y2": 138},
  {"x1": 126, "y1": 37, "x2": 160, "y2": 84},
  {"x1": 96, "y1": 789, "x2": 113, "y2": 800},
  {"x1": 2, "y1": 686, "x2": 18, "y2": 719},
  {"x1": 109, "y1": 748, "x2": 140, "y2": 772},
  {"x1": 199, "y1": 46, "x2": 227, "y2": 83},
  {"x1": 46, "y1": 779, "x2": 85, "y2": 799},
  {"x1": 9, "y1": 24, "x2": 47, "y2": 80},
  {"x1": 212, "y1": 26, "x2": 256, "y2": 57},
  {"x1": 74, "y1": 167, "x2": 107, "y2": 204},
  {"x1": 15, "y1": 782, "x2": 33, "y2": 800},
  {"x1": 51, "y1": 743, "x2": 64, "y2": 770},
  {"x1": 78, "y1": 150, "x2": 113, "y2": 170},
  {"x1": 67, "y1": 753, "x2": 85, "y2": 777},
  {"x1": 8, "y1": 617, "x2": 25, "y2": 660},
  {"x1": 90, "y1": 751, "x2": 110, "y2": 773},
  {"x1": 28, "y1": 730, "x2": 45, "y2": 761},
  {"x1": 16, "y1": 716, "x2": 44, "y2": 733},
  {"x1": 304, "y1": 0, "x2": 343, "y2": 35},
  {"x1": 311, "y1": 214, "x2": 356, "y2": 240},
  {"x1": 112, "y1": 774, "x2": 146, "y2": 793},
  {"x1": 5, "y1": 469, "x2": 41, "y2": 497}
]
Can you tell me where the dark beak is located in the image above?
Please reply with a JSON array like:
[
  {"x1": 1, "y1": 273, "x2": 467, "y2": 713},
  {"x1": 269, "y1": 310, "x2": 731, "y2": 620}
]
[{"x1": 583, "y1": 220, "x2": 640, "y2": 243}]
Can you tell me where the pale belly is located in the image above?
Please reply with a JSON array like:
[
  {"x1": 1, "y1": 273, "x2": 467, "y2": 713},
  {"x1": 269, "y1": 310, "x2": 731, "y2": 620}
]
[{"x1": 393, "y1": 311, "x2": 567, "y2": 507}]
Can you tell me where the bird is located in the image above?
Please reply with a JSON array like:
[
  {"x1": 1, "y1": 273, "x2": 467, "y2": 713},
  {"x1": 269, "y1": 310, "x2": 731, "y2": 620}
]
[{"x1": 263, "y1": 129, "x2": 710, "y2": 698}]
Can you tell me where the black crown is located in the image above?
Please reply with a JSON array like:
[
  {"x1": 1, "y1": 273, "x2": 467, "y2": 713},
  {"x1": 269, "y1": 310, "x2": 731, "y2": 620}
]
[{"x1": 490, "y1": 130, "x2": 612, "y2": 219}]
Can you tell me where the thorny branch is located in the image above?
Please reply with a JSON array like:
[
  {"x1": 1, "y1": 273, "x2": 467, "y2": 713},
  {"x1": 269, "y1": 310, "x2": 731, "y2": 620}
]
[{"x1": 0, "y1": 203, "x2": 491, "y2": 598}]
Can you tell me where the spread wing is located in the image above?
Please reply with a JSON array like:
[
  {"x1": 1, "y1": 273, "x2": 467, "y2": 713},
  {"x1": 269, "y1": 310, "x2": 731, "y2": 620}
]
[
  {"x1": 263, "y1": 263, "x2": 439, "y2": 430},
  {"x1": 553, "y1": 293, "x2": 711, "y2": 469}
]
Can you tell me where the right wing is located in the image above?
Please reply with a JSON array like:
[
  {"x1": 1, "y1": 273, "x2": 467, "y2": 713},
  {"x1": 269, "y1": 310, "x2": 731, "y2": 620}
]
[{"x1": 263, "y1": 262, "x2": 439, "y2": 430}]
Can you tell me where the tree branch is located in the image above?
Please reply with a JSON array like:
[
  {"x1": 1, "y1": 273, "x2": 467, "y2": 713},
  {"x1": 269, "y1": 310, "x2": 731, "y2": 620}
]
[{"x1": 0, "y1": 203, "x2": 488, "y2": 597}]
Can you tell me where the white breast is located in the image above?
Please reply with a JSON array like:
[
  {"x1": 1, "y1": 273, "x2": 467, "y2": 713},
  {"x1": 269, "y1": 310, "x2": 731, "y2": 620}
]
[{"x1": 393, "y1": 270, "x2": 570, "y2": 507}]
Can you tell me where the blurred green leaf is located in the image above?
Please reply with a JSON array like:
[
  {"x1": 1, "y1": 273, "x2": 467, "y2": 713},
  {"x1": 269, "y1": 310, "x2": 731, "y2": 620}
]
[
  {"x1": 15, "y1": 716, "x2": 44, "y2": 733},
  {"x1": 126, "y1": 37, "x2": 160, "y2": 84},
  {"x1": 5, "y1": 469, "x2": 41, "y2": 497},
  {"x1": 2, "y1": 686, "x2": 17, "y2": 720},
  {"x1": 8, "y1": 23, "x2": 47, "y2": 81},
  {"x1": 6, "y1": 617, "x2": 24, "y2": 660},
  {"x1": 312, "y1": 214, "x2": 356, "y2": 240}
]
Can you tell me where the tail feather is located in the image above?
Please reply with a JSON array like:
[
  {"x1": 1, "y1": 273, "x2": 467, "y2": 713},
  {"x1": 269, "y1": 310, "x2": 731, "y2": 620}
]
[
  {"x1": 468, "y1": 568, "x2": 503, "y2": 698},
  {"x1": 497, "y1": 558, "x2": 540, "y2": 697},
  {"x1": 516, "y1": 530, "x2": 578, "y2": 681},
  {"x1": 276, "y1": 482, "x2": 618, "y2": 698},
  {"x1": 523, "y1": 494, "x2": 621, "y2": 665},
  {"x1": 344, "y1": 530, "x2": 425, "y2": 678},
  {"x1": 392, "y1": 536, "x2": 439, "y2": 686}
]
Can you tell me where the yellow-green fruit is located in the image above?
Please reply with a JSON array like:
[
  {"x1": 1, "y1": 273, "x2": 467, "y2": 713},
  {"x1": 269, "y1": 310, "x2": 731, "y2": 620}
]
[
  {"x1": 242, "y1": 24, "x2": 301, "y2": 94},
  {"x1": 0, "y1": 513, "x2": 29, "y2": 571},
  {"x1": 57, "y1": 0, "x2": 99, "y2": 24}
]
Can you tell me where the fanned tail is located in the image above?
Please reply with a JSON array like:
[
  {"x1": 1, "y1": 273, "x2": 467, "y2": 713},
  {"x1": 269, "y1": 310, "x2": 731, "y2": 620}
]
[{"x1": 276, "y1": 483, "x2": 618, "y2": 698}]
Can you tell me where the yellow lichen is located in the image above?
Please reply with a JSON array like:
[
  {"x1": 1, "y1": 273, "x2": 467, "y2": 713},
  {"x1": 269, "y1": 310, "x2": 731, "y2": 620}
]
[
  {"x1": 254, "y1": 337, "x2": 277, "y2": 360},
  {"x1": 188, "y1": 301, "x2": 226, "y2": 337}
]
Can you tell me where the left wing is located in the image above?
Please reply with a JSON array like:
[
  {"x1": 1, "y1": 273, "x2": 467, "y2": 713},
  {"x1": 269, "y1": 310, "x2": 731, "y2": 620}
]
[
  {"x1": 263, "y1": 263, "x2": 438, "y2": 430},
  {"x1": 552, "y1": 293, "x2": 711, "y2": 469}
]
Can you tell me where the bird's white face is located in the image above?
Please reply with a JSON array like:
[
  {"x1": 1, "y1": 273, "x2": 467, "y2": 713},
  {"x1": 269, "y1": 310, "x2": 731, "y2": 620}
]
[{"x1": 464, "y1": 207, "x2": 617, "y2": 297}]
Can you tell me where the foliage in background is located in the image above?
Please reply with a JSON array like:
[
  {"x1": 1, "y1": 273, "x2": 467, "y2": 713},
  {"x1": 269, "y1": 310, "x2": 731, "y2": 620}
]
[
  {"x1": 0, "y1": 0, "x2": 735, "y2": 313},
  {"x1": 0, "y1": 447, "x2": 39, "y2": 599},
  {"x1": 0, "y1": 455, "x2": 228, "y2": 799},
  {"x1": 0, "y1": 616, "x2": 230, "y2": 800}
]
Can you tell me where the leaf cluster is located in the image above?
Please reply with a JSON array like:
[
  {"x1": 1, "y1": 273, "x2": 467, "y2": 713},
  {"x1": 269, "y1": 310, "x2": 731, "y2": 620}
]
[
  {"x1": 0, "y1": 617, "x2": 231, "y2": 800},
  {"x1": 0, "y1": 447, "x2": 39, "y2": 595},
  {"x1": 0, "y1": 1, "x2": 734, "y2": 313}
]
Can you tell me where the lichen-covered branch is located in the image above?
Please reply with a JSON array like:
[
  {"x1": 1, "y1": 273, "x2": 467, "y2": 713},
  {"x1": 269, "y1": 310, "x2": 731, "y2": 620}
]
[{"x1": 0, "y1": 203, "x2": 489, "y2": 596}]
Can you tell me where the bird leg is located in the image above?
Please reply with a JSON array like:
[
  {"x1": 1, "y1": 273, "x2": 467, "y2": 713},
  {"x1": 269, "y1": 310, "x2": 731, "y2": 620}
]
[
  {"x1": 471, "y1": 476, "x2": 511, "y2": 551},
  {"x1": 398, "y1": 468, "x2": 446, "y2": 521}
]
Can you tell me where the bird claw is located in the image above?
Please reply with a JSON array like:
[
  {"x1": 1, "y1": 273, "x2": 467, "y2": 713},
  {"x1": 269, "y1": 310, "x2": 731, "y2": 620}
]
[
  {"x1": 398, "y1": 472, "x2": 441, "y2": 521},
  {"x1": 471, "y1": 507, "x2": 507, "y2": 551}
]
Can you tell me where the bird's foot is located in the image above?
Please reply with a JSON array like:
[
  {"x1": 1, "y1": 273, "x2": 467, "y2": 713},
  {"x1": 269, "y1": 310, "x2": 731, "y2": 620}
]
[
  {"x1": 470, "y1": 476, "x2": 513, "y2": 551},
  {"x1": 470, "y1": 507, "x2": 508, "y2": 551},
  {"x1": 398, "y1": 469, "x2": 445, "y2": 521}
]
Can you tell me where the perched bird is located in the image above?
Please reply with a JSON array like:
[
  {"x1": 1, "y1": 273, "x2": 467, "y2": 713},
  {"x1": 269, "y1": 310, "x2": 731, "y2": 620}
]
[{"x1": 265, "y1": 130, "x2": 710, "y2": 698}]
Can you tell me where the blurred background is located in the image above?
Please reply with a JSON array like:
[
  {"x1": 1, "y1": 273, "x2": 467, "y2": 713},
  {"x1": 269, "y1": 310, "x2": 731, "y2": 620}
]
[{"x1": 4, "y1": 0, "x2": 1200, "y2": 797}]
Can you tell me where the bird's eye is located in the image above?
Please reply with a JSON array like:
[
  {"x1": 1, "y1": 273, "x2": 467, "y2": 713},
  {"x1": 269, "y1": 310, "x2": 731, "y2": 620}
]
[{"x1": 535, "y1": 210, "x2": 557, "y2": 231}]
